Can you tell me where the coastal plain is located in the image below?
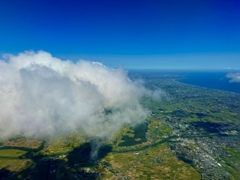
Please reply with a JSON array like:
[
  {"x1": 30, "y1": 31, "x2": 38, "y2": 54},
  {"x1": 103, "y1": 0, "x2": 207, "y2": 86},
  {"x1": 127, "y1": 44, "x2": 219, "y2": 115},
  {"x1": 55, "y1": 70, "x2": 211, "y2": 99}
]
[{"x1": 1, "y1": 76, "x2": 240, "y2": 180}]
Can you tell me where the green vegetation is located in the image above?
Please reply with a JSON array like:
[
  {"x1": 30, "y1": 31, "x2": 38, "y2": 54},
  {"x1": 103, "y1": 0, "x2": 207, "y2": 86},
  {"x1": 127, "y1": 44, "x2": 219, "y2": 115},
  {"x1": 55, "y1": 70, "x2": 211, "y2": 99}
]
[
  {"x1": 118, "y1": 122, "x2": 148, "y2": 147},
  {"x1": 0, "y1": 77, "x2": 240, "y2": 179}
]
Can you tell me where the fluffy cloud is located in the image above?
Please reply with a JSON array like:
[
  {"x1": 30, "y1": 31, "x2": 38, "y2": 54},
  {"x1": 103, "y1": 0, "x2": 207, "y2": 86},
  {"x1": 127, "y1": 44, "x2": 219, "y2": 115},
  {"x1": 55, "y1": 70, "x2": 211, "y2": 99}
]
[
  {"x1": 0, "y1": 51, "x2": 157, "y2": 142},
  {"x1": 226, "y1": 72, "x2": 240, "y2": 82}
]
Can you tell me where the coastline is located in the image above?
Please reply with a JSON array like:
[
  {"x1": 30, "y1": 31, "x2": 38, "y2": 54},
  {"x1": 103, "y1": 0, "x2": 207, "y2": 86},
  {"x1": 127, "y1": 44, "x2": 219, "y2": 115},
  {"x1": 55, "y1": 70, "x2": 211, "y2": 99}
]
[
  {"x1": 129, "y1": 70, "x2": 240, "y2": 95},
  {"x1": 173, "y1": 79, "x2": 240, "y2": 95}
]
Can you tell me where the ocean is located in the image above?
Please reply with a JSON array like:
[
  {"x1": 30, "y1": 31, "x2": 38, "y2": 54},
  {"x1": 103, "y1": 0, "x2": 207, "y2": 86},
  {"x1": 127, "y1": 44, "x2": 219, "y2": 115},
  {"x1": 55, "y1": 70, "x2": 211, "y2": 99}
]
[{"x1": 128, "y1": 70, "x2": 240, "y2": 94}]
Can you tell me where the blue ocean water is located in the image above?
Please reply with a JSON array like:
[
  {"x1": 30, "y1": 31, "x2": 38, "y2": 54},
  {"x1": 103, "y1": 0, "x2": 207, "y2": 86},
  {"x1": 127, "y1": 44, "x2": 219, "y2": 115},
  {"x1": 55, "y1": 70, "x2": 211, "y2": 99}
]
[
  {"x1": 177, "y1": 71, "x2": 240, "y2": 94},
  {"x1": 129, "y1": 70, "x2": 240, "y2": 94}
]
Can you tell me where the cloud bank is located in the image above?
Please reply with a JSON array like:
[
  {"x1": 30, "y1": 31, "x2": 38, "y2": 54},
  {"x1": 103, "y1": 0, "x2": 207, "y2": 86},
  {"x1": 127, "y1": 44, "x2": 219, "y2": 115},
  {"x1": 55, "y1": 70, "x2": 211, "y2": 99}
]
[
  {"x1": 226, "y1": 72, "x2": 240, "y2": 82},
  {"x1": 0, "y1": 51, "x2": 157, "y2": 142}
]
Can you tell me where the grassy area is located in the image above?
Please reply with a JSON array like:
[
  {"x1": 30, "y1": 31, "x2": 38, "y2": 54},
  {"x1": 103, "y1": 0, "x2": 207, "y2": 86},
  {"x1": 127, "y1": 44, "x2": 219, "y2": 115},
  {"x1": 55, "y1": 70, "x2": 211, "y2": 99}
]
[
  {"x1": 101, "y1": 143, "x2": 200, "y2": 179},
  {"x1": 118, "y1": 122, "x2": 148, "y2": 147},
  {"x1": 0, "y1": 149, "x2": 26, "y2": 158},
  {"x1": 0, "y1": 149, "x2": 32, "y2": 172},
  {"x1": 2, "y1": 138, "x2": 43, "y2": 149},
  {"x1": 221, "y1": 146, "x2": 240, "y2": 180},
  {"x1": 41, "y1": 143, "x2": 74, "y2": 156}
]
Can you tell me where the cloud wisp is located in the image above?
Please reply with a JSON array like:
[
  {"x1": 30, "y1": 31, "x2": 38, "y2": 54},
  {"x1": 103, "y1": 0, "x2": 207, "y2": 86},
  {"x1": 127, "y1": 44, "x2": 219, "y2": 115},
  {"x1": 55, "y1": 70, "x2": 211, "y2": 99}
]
[
  {"x1": 0, "y1": 51, "x2": 159, "y2": 148},
  {"x1": 226, "y1": 72, "x2": 240, "y2": 82}
]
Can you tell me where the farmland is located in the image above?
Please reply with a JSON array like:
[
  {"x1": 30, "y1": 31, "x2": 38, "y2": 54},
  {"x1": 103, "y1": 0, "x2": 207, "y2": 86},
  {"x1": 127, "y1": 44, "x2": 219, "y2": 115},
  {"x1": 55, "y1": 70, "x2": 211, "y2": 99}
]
[{"x1": 1, "y1": 77, "x2": 240, "y2": 179}]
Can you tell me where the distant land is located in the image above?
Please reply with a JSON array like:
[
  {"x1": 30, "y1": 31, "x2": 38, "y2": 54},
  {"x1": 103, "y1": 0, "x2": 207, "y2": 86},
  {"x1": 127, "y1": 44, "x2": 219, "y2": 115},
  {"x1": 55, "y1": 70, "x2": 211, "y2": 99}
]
[
  {"x1": 1, "y1": 71, "x2": 240, "y2": 179},
  {"x1": 128, "y1": 70, "x2": 240, "y2": 94}
]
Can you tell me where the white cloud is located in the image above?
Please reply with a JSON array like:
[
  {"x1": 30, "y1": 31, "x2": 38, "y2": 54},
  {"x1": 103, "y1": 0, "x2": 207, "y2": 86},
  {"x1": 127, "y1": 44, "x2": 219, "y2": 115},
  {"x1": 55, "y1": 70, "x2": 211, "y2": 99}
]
[
  {"x1": 226, "y1": 72, "x2": 240, "y2": 82},
  {"x1": 0, "y1": 50, "x2": 157, "y2": 142}
]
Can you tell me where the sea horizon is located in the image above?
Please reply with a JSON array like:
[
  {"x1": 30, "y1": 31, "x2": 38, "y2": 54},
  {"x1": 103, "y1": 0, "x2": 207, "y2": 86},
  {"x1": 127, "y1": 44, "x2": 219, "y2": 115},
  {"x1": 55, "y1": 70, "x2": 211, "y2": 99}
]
[{"x1": 128, "y1": 69, "x2": 240, "y2": 94}]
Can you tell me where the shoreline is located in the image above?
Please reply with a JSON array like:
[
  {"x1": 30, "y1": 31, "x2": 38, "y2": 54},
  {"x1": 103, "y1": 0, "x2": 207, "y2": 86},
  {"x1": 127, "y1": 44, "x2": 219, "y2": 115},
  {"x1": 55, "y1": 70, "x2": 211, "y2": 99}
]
[{"x1": 173, "y1": 79, "x2": 240, "y2": 95}]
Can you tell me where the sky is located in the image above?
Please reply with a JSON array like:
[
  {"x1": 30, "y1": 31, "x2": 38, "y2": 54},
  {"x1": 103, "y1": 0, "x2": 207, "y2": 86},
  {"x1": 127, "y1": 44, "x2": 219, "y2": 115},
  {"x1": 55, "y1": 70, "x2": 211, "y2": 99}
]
[{"x1": 0, "y1": 0, "x2": 240, "y2": 69}]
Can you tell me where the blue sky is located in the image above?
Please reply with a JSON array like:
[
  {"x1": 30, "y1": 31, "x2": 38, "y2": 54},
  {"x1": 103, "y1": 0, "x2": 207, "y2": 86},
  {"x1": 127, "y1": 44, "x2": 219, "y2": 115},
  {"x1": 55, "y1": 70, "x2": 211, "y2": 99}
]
[{"x1": 0, "y1": 0, "x2": 240, "y2": 69}]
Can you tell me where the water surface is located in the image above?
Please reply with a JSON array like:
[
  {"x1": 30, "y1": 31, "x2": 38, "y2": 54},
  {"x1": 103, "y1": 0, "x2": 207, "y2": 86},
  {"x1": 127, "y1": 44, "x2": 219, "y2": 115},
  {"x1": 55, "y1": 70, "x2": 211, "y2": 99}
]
[{"x1": 129, "y1": 70, "x2": 240, "y2": 94}]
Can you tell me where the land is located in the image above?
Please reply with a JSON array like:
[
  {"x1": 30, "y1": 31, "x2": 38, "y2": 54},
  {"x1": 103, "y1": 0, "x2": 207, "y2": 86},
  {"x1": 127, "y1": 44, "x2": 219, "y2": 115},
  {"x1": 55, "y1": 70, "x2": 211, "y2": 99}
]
[{"x1": 1, "y1": 76, "x2": 240, "y2": 179}]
